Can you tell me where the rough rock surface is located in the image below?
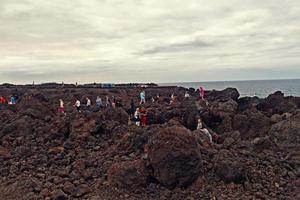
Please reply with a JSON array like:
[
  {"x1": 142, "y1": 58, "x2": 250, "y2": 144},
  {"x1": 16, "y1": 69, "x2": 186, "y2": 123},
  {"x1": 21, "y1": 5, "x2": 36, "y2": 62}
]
[
  {"x1": 148, "y1": 126, "x2": 201, "y2": 189},
  {"x1": 0, "y1": 86, "x2": 299, "y2": 199}
]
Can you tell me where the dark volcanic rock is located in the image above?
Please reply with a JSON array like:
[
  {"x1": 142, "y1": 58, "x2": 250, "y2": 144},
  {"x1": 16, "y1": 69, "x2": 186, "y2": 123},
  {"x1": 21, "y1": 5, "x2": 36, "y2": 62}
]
[
  {"x1": 269, "y1": 113, "x2": 300, "y2": 149},
  {"x1": 0, "y1": 116, "x2": 33, "y2": 139},
  {"x1": 214, "y1": 150, "x2": 247, "y2": 184},
  {"x1": 233, "y1": 109, "x2": 271, "y2": 139},
  {"x1": 183, "y1": 104, "x2": 199, "y2": 130},
  {"x1": 148, "y1": 126, "x2": 202, "y2": 189},
  {"x1": 108, "y1": 160, "x2": 148, "y2": 190},
  {"x1": 206, "y1": 88, "x2": 240, "y2": 102}
]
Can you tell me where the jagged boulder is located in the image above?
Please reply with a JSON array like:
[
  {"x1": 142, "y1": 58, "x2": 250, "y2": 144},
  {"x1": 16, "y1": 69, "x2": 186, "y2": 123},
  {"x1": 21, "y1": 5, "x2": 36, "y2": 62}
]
[
  {"x1": 214, "y1": 150, "x2": 248, "y2": 184},
  {"x1": 206, "y1": 88, "x2": 240, "y2": 102},
  {"x1": 108, "y1": 160, "x2": 148, "y2": 190},
  {"x1": 269, "y1": 113, "x2": 300, "y2": 149},
  {"x1": 0, "y1": 116, "x2": 33, "y2": 139},
  {"x1": 98, "y1": 107, "x2": 129, "y2": 125},
  {"x1": 233, "y1": 109, "x2": 271, "y2": 140},
  {"x1": 183, "y1": 104, "x2": 199, "y2": 130},
  {"x1": 148, "y1": 126, "x2": 202, "y2": 189}
]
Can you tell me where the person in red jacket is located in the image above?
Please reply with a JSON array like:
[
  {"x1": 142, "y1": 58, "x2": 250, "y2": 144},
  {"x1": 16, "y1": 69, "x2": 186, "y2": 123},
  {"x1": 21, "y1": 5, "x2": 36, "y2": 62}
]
[
  {"x1": 0, "y1": 96, "x2": 7, "y2": 104},
  {"x1": 139, "y1": 106, "x2": 147, "y2": 126}
]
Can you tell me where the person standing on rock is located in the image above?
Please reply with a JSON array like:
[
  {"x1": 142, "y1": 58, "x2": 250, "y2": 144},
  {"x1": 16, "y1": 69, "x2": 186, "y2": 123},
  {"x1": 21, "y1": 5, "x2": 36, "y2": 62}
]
[
  {"x1": 197, "y1": 118, "x2": 213, "y2": 143},
  {"x1": 75, "y1": 99, "x2": 81, "y2": 113},
  {"x1": 9, "y1": 95, "x2": 16, "y2": 105},
  {"x1": 198, "y1": 87, "x2": 205, "y2": 100},
  {"x1": 105, "y1": 96, "x2": 110, "y2": 107},
  {"x1": 0, "y1": 96, "x2": 7, "y2": 104},
  {"x1": 58, "y1": 99, "x2": 65, "y2": 114},
  {"x1": 140, "y1": 107, "x2": 147, "y2": 126},
  {"x1": 184, "y1": 91, "x2": 190, "y2": 98},
  {"x1": 96, "y1": 96, "x2": 103, "y2": 110},
  {"x1": 169, "y1": 93, "x2": 176, "y2": 105},
  {"x1": 140, "y1": 91, "x2": 146, "y2": 105},
  {"x1": 86, "y1": 97, "x2": 91, "y2": 110},
  {"x1": 134, "y1": 108, "x2": 140, "y2": 126}
]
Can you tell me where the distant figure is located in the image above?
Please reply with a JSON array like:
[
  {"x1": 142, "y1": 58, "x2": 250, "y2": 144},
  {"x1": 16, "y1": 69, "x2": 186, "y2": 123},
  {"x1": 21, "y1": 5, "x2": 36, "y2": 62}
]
[
  {"x1": 96, "y1": 96, "x2": 103, "y2": 110},
  {"x1": 0, "y1": 96, "x2": 7, "y2": 104},
  {"x1": 184, "y1": 91, "x2": 190, "y2": 98},
  {"x1": 58, "y1": 99, "x2": 65, "y2": 114},
  {"x1": 151, "y1": 97, "x2": 155, "y2": 103},
  {"x1": 199, "y1": 87, "x2": 205, "y2": 100},
  {"x1": 9, "y1": 96, "x2": 16, "y2": 105},
  {"x1": 86, "y1": 97, "x2": 91, "y2": 110},
  {"x1": 197, "y1": 118, "x2": 203, "y2": 130},
  {"x1": 130, "y1": 99, "x2": 135, "y2": 116},
  {"x1": 62, "y1": 81, "x2": 64, "y2": 87},
  {"x1": 76, "y1": 82, "x2": 78, "y2": 87},
  {"x1": 105, "y1": 96, "x2": 109, "y2": 107},
  {"x1": 75, "y1": 99, "x2": 81, "y2": 113},
  {"x1": 197, "y1": 118, "x2": 212, "y2": 143},
  {"x1": 111, "y1": 101, "x2": 116, "y2": 108},
  {"x1": 140, "y1": 91, "x2": 146, "y2": 104},
  {"x1": 140, "y1": 107, "x2": 147, "y2": 126},
  {"x1": 134, "y1": 108, "x2": 140, "y2": 126},
  {"x1": 32, "y1": 81, "x2": 35, "y2": 85},
  {"x1": 170, "y1": 93, "x2": 176, "y2": 105}
]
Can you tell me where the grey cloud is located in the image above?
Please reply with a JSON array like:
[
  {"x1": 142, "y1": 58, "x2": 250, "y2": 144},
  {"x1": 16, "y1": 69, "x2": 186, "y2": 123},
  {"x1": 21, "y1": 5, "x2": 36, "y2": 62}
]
[
  {"x1": 140, "y1": 39, "x2": 214, "y2": 55},
  {"x1": 0, "y1": 0, "x2": 300, "y2": 83}
]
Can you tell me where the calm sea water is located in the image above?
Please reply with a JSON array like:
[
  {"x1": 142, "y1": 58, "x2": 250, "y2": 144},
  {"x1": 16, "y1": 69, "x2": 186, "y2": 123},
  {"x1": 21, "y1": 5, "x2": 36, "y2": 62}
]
[{"x1": 159, "y1": 79, "x2": 300, "y2": 97}]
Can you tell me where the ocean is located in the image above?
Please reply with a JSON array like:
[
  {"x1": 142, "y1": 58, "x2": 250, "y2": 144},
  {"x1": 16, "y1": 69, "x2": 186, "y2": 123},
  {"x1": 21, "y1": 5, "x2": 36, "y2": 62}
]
[{"x1": 159, "y1": 79, "x2": 300, "y2": 98}]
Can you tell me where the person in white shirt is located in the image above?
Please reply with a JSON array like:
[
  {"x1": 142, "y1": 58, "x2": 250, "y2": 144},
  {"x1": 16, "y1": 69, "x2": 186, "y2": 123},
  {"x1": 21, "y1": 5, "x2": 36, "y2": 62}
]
[
  {"x1": 184, "y1": 91, "x2": 190, "y2": 98},
  {"x1": 134, "y1": 108, "x2": 140, "y2": 126},
  {"x1": 75, "y1": 99, "x2": 81, "y2": 113},
  {"x1": 58, "y1": 99, "x2": 65, "y2": 114},
  {"x1": 86, "y1": 97, "x2": 91, "y2": 110},
  {"x1": 197, "y1": 118, "x2": 213, "y2": 143}
]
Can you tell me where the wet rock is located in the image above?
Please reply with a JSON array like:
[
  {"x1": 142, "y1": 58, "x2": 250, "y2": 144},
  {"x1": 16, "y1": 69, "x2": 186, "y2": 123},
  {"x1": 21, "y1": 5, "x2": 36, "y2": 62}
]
[{"x1": 148, "y1": 126, "x2": 202, "y2": 189}]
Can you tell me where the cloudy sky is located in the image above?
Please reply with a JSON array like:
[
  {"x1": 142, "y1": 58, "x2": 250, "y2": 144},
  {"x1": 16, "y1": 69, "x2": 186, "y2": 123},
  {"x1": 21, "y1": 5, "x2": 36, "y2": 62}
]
[{"x1": 0, "y1": 0, "x2": 300, "y2": 84}]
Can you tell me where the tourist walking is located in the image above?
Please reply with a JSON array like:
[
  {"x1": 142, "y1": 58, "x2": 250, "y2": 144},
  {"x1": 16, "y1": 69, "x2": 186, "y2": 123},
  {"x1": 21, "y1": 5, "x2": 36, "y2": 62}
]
[
  {"x1": 140, "y1": 91, "x2": 146, "y2": 104},
  {"x1": 58, "y1": 99, "x2": 65, "y2": 114},
  {"x1": 140, "y1": 107, "x2": 147, "y2": 126},
  {"x1": 75, "y1": 99, "x2": 81, "y2": 113},
  {"x1": 134, "y1": 108, "x2": 140, "y2": 126},
  {"x1": 197, "y1": 118, "x2": 212, "y2": 143},
  {"x1": 0, "y1": 96, "x2": 6, "y2": 104},
  {"x1": 86, "y1": 97, "x2": 91, "y2": 110},
  {"x1": 96, "y1": 96, "x2": 103, "y2": 110},
  {"x1": 199, "y1": 87, "x2": 205, "y2": 100}
]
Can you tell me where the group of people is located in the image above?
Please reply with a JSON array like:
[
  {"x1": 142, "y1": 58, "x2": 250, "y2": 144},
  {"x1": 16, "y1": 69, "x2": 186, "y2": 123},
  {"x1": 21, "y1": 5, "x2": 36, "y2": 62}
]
[
  {"x1": 0, "y1": 95, "x2": 17, "y2": 105},
  {"x1": 58, "y1": 95, "x2": 119, "y2": 114}
]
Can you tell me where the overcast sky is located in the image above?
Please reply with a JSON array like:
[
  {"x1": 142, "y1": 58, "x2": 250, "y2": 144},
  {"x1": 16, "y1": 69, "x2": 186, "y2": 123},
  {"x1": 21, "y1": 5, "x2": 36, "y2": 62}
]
[{"x1": 0, "y1": 0, "x2": 300, "y2": 84}]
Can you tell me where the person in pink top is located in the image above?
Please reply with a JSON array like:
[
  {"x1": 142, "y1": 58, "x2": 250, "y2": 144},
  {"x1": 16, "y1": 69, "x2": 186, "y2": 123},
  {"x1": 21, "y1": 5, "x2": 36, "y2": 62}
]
[{"x1": 199, "y1": 87, "x2": 205, "y2": 100}]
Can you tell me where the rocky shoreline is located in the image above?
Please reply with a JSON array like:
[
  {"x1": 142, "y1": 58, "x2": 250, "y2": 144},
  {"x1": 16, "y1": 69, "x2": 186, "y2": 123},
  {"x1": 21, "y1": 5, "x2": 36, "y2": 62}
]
[{"x1": 0, "y1": 86, "x2": 299, "y2": 199}]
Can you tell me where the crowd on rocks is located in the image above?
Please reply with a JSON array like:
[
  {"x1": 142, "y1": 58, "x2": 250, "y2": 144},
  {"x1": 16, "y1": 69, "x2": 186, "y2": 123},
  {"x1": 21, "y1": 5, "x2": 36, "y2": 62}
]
[{"x1": 0, "y1": 85, "x2": 299, "y2": 200}]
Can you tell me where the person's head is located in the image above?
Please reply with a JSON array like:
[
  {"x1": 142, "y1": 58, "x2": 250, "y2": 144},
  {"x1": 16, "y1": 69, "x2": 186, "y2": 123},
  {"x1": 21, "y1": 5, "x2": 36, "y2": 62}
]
[{"x1": 198, "y1": 118, "x2": 202, "y2": 123}]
